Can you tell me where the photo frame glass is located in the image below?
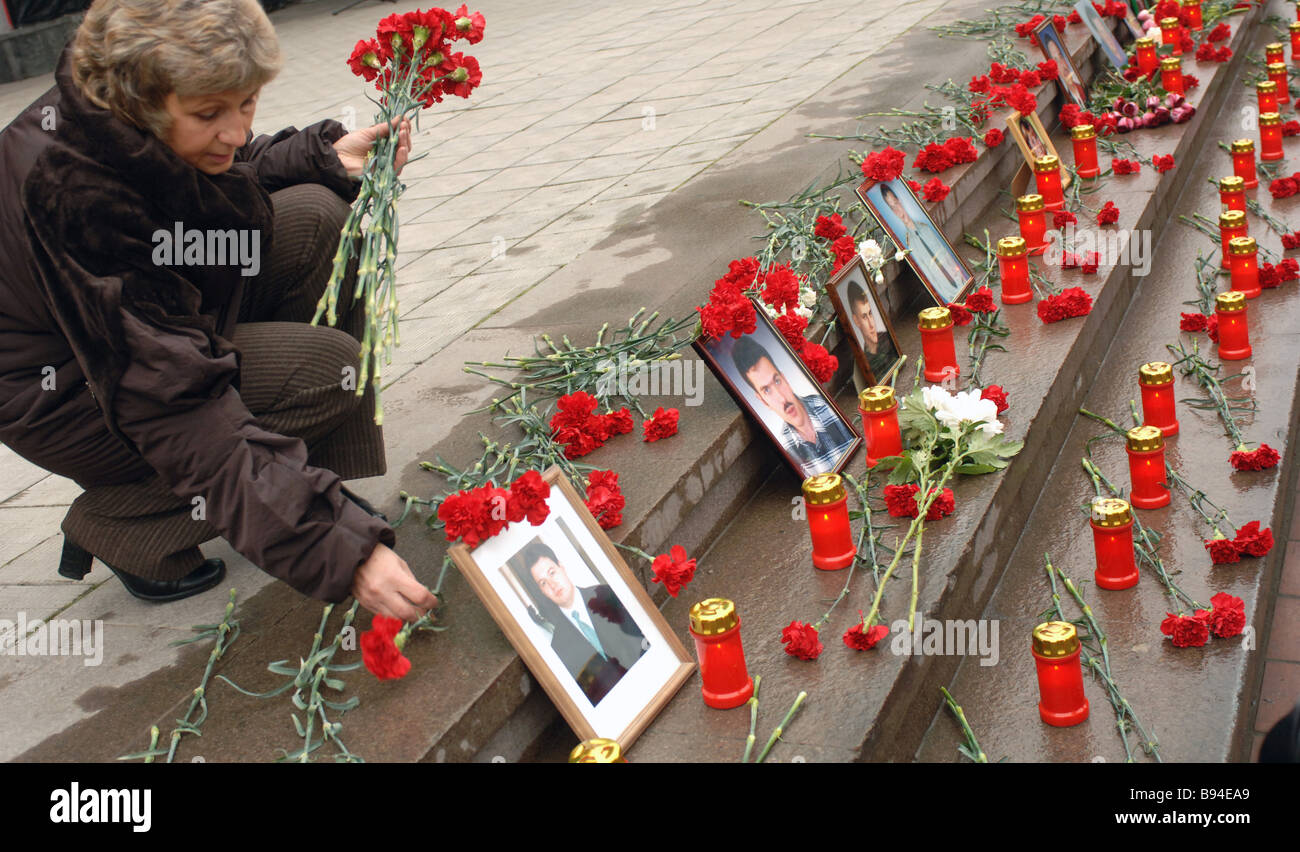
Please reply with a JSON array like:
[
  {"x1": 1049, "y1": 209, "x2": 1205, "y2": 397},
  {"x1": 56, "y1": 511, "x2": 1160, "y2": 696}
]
[
  {"x1": 855, "y1": 176, "x2": 975, "y2": 306},
  {"x1": 1034, "y1": 18, "x2": 1090, "y2": 109},
  {"x1": 826, "y1": 255, "x2": 904, "y2": 387},
  {"x1": 450, "y1": 468, "x2": 693, "y2": 748},
  {"x1": 1005, "y1": 110, "x2": 1072, "y2": 190},
  {"x1": 1074, "y1": 0, "x2": 1129, "y2": 69},
  {"x1": 695, "y1": 303, "x2": 860, "y2": 478}
]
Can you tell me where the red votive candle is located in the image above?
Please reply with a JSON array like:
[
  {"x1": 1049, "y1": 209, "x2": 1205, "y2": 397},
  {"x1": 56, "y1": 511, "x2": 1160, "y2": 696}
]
[
  {"x1": 1258, "y1": 80, "x2": 1279, "y2": 116},
  {"x1": 1033, "y1": 154, "x2": 1065, "y2": 211},
  {"x1": 1267, "y1": 64, "x2": 1289, "y2": 106},
  {"x1": 1071, "y1": 124, "x2": 1100, "y2": 178},
  {"x1": 1160, "y1": 17, "x2": 1182, "y2": 55},
  {"x1": 1219, "y1": 209, "x2": 1247, "y2": 270},
  {"x1": 1219, "y1": 176, "x2": 1246, "y2": 214},
  {"x1": 1160, "y1": 56, "x2": 1183, "y2": 96},
  {"x1": 1230, "y1": 139, "x2": 1258, "y2": 189},
  {"x1": 803, "y1": 473, "x2": 856, "y2": 571},
  {"x1": 858, "y1": 386, "x2": 903, "y2": 469},
  {"x1": 997, "y1": 236, "x2": 1033, "y2": 305},
  {"x1": 568, "y1": 739, "x2": 626, "y2": 762},
  {"x1": 918, "y1": 306, "x2": 959, "y2": 383},
  {"x1": 1139, "y1": 361, "x2": 1179, "y2": 437},
  {"x1": 1260, "y1": 112, "x2": 1284, "y2": 161},
  {"x1": 1181, "y1": 0, "x2": 1202, "y2": 31},
  {"x1": 1135, "y1": 37, "x2": 1158, "y2": 75},
  {"x1": 688, "y1": 598, "x2": 753, "y2": 709},
  {"x1": 1228, "y1": 236, "x2": 1261, "y2": 299},
  {"x1": 1016, "y1": 193, "x2": 1048, "y2": 255},
  {"x1": 1126, "y1": 425, "x2": 1170, "y2": 510},
  {"x1": 1215, "y1": 291, "x2": 1252, "y2": 361},
  {"x1": 1291, "y1": 22, "x2": 1300, "y2": 60},
  {"x1": 1032, "y1": 622, "x2": 1089, "y2": 727},
  {"x1": 1090, "y1": 498, "x2": 1139, "y2": 591},
  {"x1": 1266, "y1": 43, "x2": 1286, "y2": 67}
]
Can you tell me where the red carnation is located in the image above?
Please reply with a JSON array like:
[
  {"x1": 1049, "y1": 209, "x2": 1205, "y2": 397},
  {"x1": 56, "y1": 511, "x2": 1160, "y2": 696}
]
[
  {"x1": 451, "y1": 4, "x2": 486, "y2": 44},
  {"x1": 774, "y1": 310, "x2": 809, "y2": 352},
  {"x1": 347, "y1": 39, "x2": 387, "y2": 81},
  {"x1": 1153, "y1": 154, "x2": 1175, "y2": 173},
  {"x1": 1053, "y1": 210, "x2": 1077, "y2": 229},
  {"x1": 1284, "y1": 232, "x2": 1300, "y2": 249},
  {"x1": 1207, "y1": 314, "x2": 1219, "y2": 343},
  {"x1": 1206, "y1": 593, "x2": 1246, "y2": 638},
  {"x1": 829, "y1": 234, "x2": 857, "y2": 273},
  {"x1": 843, "y1": 615, "x2": 890, "y2": 651},
  {"x1": 642, "y1": 407, "x2": 680, "y2": 443},
  {"x1": 1037, "y1": 287, "x2": 1093, "y2": 324},
  {"x1": 1096, "y1": 201, "x2": 1119, "y2": 226},
  {"x1": 913, "y1": 143, "x2": 956, "y2": 174},
  {"x1": 946, "y1": 301, "x2": 973, "y2": 326},
  {"x1": 1020, "y1": 70, "x2": 1042, "y2": 88},
  {"x1": 965, "y1": 286, "x2": 996, "y2": 313},
  {"x1": 1270, "y1": 177, "x2": 1299, "y2": 200},
  {"x1": 799, "y1": 341, "x2": 838, "y2": 383},
  {"x1": 884, "y1": 483, "x2": 954, "y2": 520},
  {"x1": 584, "y1": 470, "x2": 625, "y2": 529},
  {"x1": 907, "y1": 179, "x2": 923, "y2": 194},
  {"x1": 1233, "y1": 520, "x2": 1274, "y2": 558},
  {"x1": 945, "y1": 136, "x2": 978, "y2": 165},
  {"x1": 1037, "y1": 60, "x2": 1058, "y2": 80},
  {"x1": 1179, "y1": 312, "x2": 1208, "y2": 332},
  {"x1": 650, "y1": 545, "x2": 696, "y2": 597},
  {"x1": 1280, "y1": 258, "x2": 1300, "y2": 281},
  {"x1": 781, "y1": 620, "x2": 823, "y2": 661},
  {"x1": 862, "y1": 146, "x2": 907, "y2": 181},
  {"x1": 1160, "y1": 612, "x2": 1210, "y2": 648},
  {"x1": 814, "y1": 213, "x2": 847, "y2": 241},
  {"x1": 923, "y1": 177, "x2": 951, "y2": 202},
  {"x1": 984, "y1": 128, "x2": 1005, "y2": 148},
  {"x1": 980, "y1": 384, "x2": 1009, "y2": 412},
  {"x1": 1081, "y1": 252, "x2": 1100, "y2": 275},
  {"x1": 507, "y1": 470, "x2": 551, "y2": 526},
  {"x1": 361, "y1": 615, "x2": 411, "y2": 680},
  {"x1": 1205, "y1": 535, "x2": 1241, "y2": 564},
  {"x1": 1183, "y1": 73, "x2": 1199, "y2": 90},
  {"x1": 969, "y1": 74, "x2": 992, "y2": 94},
  {"x1": 438, "y1": 484, "x2": 508, "y2": 547},
  {"x1": 758, "y1": 263, "x2": 801, "y2": 312},
  {"x1": 1004, "y1": 84, "x2": 1037, "y2": 116},
  {"x1": 1207, "y1": 22, "x2": 1230, "y2": 42},
  {"x1": 1259, "y1": 263, "x2": 1281, "y2": 289},
  {"x1": 1111, "y1": 158, "x2": 1140, "y2": 175}
]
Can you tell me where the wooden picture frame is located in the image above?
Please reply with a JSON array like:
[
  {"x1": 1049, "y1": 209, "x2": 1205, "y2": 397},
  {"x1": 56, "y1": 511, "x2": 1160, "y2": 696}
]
[
  {"x1": 1006, "y1": 109, "x2": 1072, "y2": 190},
  {"x1": 448, "y1": 466, "x2": 694, "y2": 752},
  {"x1": 825, "y1": 255, "x2": 904, "y2": 387},
  {"x1": 694, "y1": 300, "x2": 861, "y2": 478},
  {"x1": 1034, "y1": 17, "x2": 1090, "y2": 110},
  {"x1": 855, "y1": 175, "x2": 976, "y2": 306},
  {"x1": 1074, "y1": 0, "x2": 1129, "y2": 69}
]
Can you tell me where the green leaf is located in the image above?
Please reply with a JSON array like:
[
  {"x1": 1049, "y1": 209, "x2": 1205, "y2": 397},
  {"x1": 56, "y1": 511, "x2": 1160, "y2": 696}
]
[
  {"x1": 954, "y1": 463, "x2": 1000, "y2": 475},
  {"x1": 291, "y1": 714, "x2": 306, "y2": 738}
]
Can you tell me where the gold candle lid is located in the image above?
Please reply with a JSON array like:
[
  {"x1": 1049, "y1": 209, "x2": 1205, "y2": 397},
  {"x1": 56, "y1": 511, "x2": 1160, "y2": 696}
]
[
  {"x1": 1216, "y1": 291, "x2": 1247, "y2": 313},
  {"x1": 1291, "y1": 21, "x2": 1300, "y2": 31},
  {"x1": 1160, "y1": 16, "x2": 1179, "y2": 27},
  {"x1": 689, "y1": 598, "x2": 738, "y2": 635},
  {"x1": 1134, "y1": 36, "x2": 1155, "y2": 49},
  {"x1": 1160, "y1": 55, "x2": 1181, "y2": 70},
  {"x1": 1032, "y1": 154, "x2": 1060, "y2": 173},
  {"x1": 568, "y1": 738, "x2": 625, "y2": 763},
  {"x1": 918, "y1": 305, "x2": 953, "y2": 329},
  {"x1": 1139, "y1": 361, "x2": 1174, "y2": 385},
  {"x1": 1219, "y1": 209, "x2": 1246, "y2": 228},
  {"x1": 1231, "y1": 138, "x2": 1255, "y2": 153},
  {"x1": 997, "y1": 235, "x2": 1028, "y2": 258},
  {"x1": 1218, "y1": 175, "x2": 1245, "y2": 192},
  {"x1": 1016, "y1": 193, "x2": 1045, "y2": 212},
  {"x1": 1091, "y1": 497, "x2": 1133, "y2": 527},
  {"x1": 1180, "y1": 0, "x2": 1200, "y2": 6},
  {"x1": 1126, "y1": 424, "x2": 1165, "y2": 452},
  {"x1": 1032, "y1": 621, "x2": 1080, "y2": 657},
  {"x1": 1266, "y1": 43, "x2": 1285, "y2": 55},
  {"x1": 1267, "y1": 62, "x2": 1287, "y2": 73},
  {"x1": 1258, "y1": 80, "x2": 1278, "y2": 94},
  {"x1": 1260, "y1": 111, "x2": 1282, "y2": 126},
  {"x1": 858, "y1": 385, "x2": 896, "y2": 412},
  {"x1": 1228, "y1": 235, "x2": 1258, "y2": 255},
  {"x1": 1070, "y1": 123, "x2": 1096, "y2": 140},
  {"x1": 803, "y1": 472, "x2": 846, "y2": 505}
]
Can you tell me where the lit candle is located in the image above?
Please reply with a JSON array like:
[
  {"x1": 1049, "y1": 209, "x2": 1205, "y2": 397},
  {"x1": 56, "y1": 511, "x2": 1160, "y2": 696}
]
[
  {"x1": 568, "y1": 738, "x2": 627, "y2": 762},
  {"x1": 1160, "y1": 17, "x2": 1182, "y2": 56},
  {"x1": 688, "y1": 598, "x2": 754, "y2": 709},
  {"x1": 1126, "y1": 425, "x2": 1171, "y2": 510},
  {"x1": 803, "y1": 473, "x2": 856, "y2": 571},
  {"x1": 1266, "y1": 43, "x2": 1286, "y2": 67},
  {"x1": 1228, "y1": 236, "x2": 1261, "y2": 299},
  {"x1": 1139, "y1": 361, "x2": 1179, "y2": 437},
  {"x1": 1033, "y1": 154, "x2": 1065, "y2": 211},
  {"x1": 1160, "y1": 55, "x2": 1183, "y2": 96},
  {"x1": 1268, "y1": 63, "x2": 1290, "y2": 106},
  {"x1": 1090, "y1": 498, "x2": 1139, "y2": 591},
  {"x1": 858, "y1": 386, "x2": 903, "y2": 469},
  {"x1": 1260, "y1": 111, "x2": 1284, "y2": 161},
  {"x1": 1230, "y1": 139, "x2": 1258, "y2": 189},
  {"x1": 1016, "y1": 193, "x2": 1049, "y2": 255},
  {"x1": 1257, "y1": 79, "x2": 1278, "y2": 115},
  {"x1": 997, "y1": 236, "x2": 1033, "y2": 305},
  {"x1": 1181, "y1": 0, "x2": 1203, "y2": 31},
  {"x1": 1135, "y1": 36, "x2": 1158, "y2": 75},
  {"x1": 918, "y1": 306, "x2": 960, "y2": 382},
  {"x1": 1219, "y1": 176, "x2": 1247, "y2": 214},
  {"x1": 1070, "y1": 124, "x2": 1100, "y2": 178},
  {"x1": 1291, "y1": 21, "x2": 1300, "y2": 59},
  {"x1": 1215, "y1": 291, "x2": 1252, "y2": 361},
  {"x1": 1219, "y1": 209, "x2": 1247, "y2": 271},
  {"x1": 1032, "y1": 622, "x2": 1089, "y2": 727}
]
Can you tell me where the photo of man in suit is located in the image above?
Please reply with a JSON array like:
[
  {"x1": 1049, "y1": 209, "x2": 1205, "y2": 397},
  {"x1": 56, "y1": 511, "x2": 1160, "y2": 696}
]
[
  {"x1": 876, "y1": 181, "x2": 970, "y2": 304},
  {"x1": 517, "y1": 539, "x2": 646, "y2": 705}
]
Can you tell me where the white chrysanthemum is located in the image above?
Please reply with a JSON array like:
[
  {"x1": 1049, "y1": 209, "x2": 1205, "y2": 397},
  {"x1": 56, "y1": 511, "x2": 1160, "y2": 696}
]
[
  {"x1": 794, "y1": 304, "x2": 814, "y2": 320},
  {"x1": 927, "y1": 387, "x2": 1003, "y2": 436},
  {"x1": 799, "y1": 287, "x2": 818, "y2": 308},
  {"x1": 859, "y1": 239, "x2": 883, "y2": 266}
]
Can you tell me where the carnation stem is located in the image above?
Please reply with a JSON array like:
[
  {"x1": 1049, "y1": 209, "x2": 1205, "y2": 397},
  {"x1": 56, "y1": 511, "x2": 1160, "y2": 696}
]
[
  {"x1": 939, "y1": 686, "x2": 988, "y2": 763},
  {"x1": 742, "y1": 675, "x2": 761, "y2": 763},
  {"x1": 757, "y1": 690, "x2": 807, "y2": 763}
]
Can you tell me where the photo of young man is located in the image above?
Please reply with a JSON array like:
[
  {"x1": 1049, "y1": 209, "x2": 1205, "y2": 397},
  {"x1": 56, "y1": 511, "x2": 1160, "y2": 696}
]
[
  {"x1": 838, "y1": 271, "x2": 901, "y2": 384},
  {"x1": 865, "y1": 179, "x2": 972, "y2": 305}
]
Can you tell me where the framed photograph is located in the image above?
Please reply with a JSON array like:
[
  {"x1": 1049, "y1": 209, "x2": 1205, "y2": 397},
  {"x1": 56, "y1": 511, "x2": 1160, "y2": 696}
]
[
  {"x1": 1074, "y1": 0, "x2": 1129, "y2": 69},
  {"x1": 448, "y1": 467, "x2": 694, "y2": 751},
  {"x1": 1121, "y1": 5, "x2": 1146, "y2": 39},
  {"x1": 825, "y1": 255, "x2": 904, "y2": 387},
  {"x1": 694, "y1": 302, "x2": 861, "y2": 478},
  {"x1": 855, "y1": 175, "x2": 976, "y2": 306},
  {"x1": 1006, "y1": 110, "x2": 1072, "y2": 190},
  {"x1": 1034, "y1": 17, "x2": 1090, "y2": 109}
]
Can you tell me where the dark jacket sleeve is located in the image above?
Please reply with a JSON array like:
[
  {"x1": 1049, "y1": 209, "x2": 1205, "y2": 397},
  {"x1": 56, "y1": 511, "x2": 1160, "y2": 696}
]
[
  {"x1": 112, "y1": 307, "x2": 394, "y2": 602},
  {"x1": 236, "y1": 119, "x2": 359, "y2": 203}
]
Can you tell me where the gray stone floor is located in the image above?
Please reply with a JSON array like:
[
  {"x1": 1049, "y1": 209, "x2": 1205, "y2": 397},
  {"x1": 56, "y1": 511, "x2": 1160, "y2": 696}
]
[{"x1": 0, "y1": 0, "x2": 946, "y2": 760}]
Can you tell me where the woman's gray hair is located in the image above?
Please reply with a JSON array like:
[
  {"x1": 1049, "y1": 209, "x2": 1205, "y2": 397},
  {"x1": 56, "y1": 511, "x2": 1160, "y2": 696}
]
[{"x1": 70, "y1": 0, "x2": 282, "y2": 137}]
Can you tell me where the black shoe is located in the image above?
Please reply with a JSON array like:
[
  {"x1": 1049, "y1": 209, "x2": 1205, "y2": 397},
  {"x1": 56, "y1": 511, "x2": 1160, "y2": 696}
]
[
  {"x1": 59, "y1": 539, "x2": 225, "y2": 603},
  {"x1": 342, "y1": 486, "x2": 388, "y2": 522}
]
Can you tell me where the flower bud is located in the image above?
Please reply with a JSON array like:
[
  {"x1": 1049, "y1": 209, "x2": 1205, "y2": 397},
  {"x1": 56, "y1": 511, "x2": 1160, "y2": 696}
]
[
  {"x1": 451, "y1": 66, "x2": 469, "y2": 83},
  {"x1": 456, "y1": 16, "x2": 472, "y2": 32},
  {"x1": 412, "y1": 25, "x2": 430, "y2": 51}
]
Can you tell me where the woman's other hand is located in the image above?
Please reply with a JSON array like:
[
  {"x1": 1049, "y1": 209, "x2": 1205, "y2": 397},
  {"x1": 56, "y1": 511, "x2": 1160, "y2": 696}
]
[
  {"x1": 351, "y1": 542, "x2": 438, "y2": 622},
  {"x1": 332, "y1": 117, "x2": 412, "y2": 178}
]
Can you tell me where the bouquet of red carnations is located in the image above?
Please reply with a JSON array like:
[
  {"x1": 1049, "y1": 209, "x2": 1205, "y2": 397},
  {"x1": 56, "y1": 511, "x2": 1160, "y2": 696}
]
[{"x1": 314, "y1": 7, "x2": 486, "y2": 423}]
